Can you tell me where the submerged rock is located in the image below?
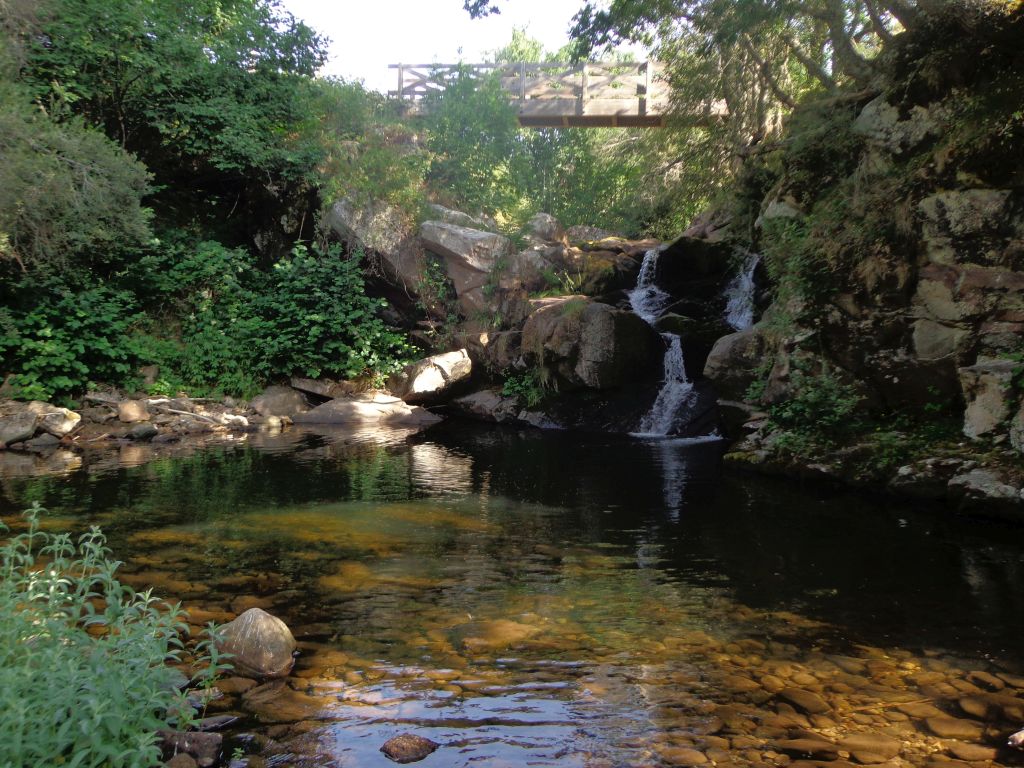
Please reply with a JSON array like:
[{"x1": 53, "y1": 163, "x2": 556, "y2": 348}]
[
  {"x1": 218, "y1": 607, "x2": 297, "y2": 679},
  {"x1": 380, "y1": 733, "x2": 439, "y2": 764}
]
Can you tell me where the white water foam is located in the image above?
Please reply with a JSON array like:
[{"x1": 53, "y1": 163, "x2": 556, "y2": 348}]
[
  {"x1": 723, "y1": 252, "x2": 760, "y2": 331},
  {"x1": 628, "y1": 248, "x2": 699, "y2": 437}
]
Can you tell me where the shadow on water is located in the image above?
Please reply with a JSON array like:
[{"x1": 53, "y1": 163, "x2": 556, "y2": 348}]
[{"x1": 2, "y1": 420, "x2": 1024, "y2": 766}]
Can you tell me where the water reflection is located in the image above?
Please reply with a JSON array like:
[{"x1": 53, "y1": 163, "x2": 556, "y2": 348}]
[{"x1": 2, "y1": 423, "x2": 1024, "y2": 767}]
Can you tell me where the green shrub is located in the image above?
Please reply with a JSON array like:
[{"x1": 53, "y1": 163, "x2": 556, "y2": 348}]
[
  {"x1": 0, "y1": 279, "x2": 143, "y2": 403},
  {"x1": 769, "y1": 360, "x2": 863, "y2": 447},
  {"x1": 0, "y1": 504, "x2": 205, "y2": 767},
  {"x1": 502, "y1": 369, "x2": 545, "y2": 407}
]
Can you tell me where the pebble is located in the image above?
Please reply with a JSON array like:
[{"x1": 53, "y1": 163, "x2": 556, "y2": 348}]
[
  {"x1": 780, "y1": 688, "x2": 831, "y2": 714},
  {"x1": 925, "y1": 716, "x2": 985, "y2": 740}
]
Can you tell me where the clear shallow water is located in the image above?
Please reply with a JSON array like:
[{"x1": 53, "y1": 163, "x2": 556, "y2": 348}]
[{"x1": 2, "y1": 423, "x2": 1024, "y2": 767}]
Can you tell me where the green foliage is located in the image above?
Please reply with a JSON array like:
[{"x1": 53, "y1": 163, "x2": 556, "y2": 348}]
[
  {"x1": 132, "y1": 240, "x2": 411, "y2": 397},
  {"x1": 768, "y1": 359, "x2": 863, "y2": 448},
  {"x1": 0, "y1": 83, "x2": 152, "y2": 273},
  {"x1": 0, "y1": 279, "x2": 143, "y2": 403},
  {"x1": 502, "y1": 369, "x2": 545, "y2": 408},
  {"x1": 0, "y1": 503, "x2": 212, "y2": 767}
]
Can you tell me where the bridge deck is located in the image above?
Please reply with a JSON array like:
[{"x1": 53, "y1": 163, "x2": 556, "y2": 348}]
[{"x1": 389, "y1": 62, "x2": 680, "y2": 128}]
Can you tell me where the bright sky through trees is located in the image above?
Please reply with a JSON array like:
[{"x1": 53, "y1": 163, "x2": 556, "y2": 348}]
[{"x1": 279, "y1": 0, "x2": 597, "y2": 93}]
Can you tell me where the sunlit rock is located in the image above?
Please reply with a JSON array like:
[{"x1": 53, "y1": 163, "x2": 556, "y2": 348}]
[{"x1": 387, "y1": 349, "x2": 472, "y2": 405}]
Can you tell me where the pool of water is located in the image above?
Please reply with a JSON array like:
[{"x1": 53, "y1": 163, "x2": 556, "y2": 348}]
[{"x1": 2, "y1": 422, "x2": 1023, "y2": 767}]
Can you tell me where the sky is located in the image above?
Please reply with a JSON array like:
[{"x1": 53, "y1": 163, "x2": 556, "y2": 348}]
[{"x1": 279, "y1": 0, "x2": 603, "y2": 94}]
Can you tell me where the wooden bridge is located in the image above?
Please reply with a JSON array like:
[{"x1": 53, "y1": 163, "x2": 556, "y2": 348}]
[{"x1": 389, "y1": 61, "x2": 680, "y2": 128}]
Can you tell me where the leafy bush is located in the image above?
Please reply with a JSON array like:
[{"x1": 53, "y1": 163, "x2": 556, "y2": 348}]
[
  {"x1": 0, "y1": 504, "x2": 203, "y2": 767},
  {"x1": 0, "y1": 279, "x2": 143, "y2": 403},
  {"x1": 769, "y1": 360, "x2": 863, "y2": 447},
  {"x1": 502, "y1": 369, "x2": 545, "y2": 407}
]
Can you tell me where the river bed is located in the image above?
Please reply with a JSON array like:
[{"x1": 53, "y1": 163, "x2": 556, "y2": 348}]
[{"x1": 2, "y1": 422, "x2": 1023, "y2": 767}]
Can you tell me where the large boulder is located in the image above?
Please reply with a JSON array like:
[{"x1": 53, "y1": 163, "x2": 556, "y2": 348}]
[
  {"x1": 326, "y1": 197, "x2": 426, "y2": 294},
  {"x1": 387, "y1": 349, "x2": 473, "y2": 404},
  {"x1": 425, "y1": 203, "x2": 495, "y2": 232},
  {"x1": 420, "y1": 221, "x2": 512, "y2": 316},
  {"x1": 703, "y1": 326, "x2": 769, "y2": 401},
  {"x1": 292, "y1": 392, "x2": 442, "y2": 427},
  {"x1": 250, "y1": 386, "x2": 309, "y2": 417},
  {"x1": 521, "y1": 297, "x2": 659, "y2": 390},
  {"x1": 217, "y1": 608, "x2": 296, "y2": 679},
  {"x1": 523, "y1": 212, "x2": 566, "y2": 244}
]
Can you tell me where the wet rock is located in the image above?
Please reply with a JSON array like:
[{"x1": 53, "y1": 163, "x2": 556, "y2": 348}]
[
  {"x1": 118, "y1": 400, "x2": 150, "y2": 423},
  {"x1": 775, "y1": 738, "x2": 838, "y2": 759},
  {"x1": 128, "y1": 423, "x2": 159, "y2": 441},
  {"x1": 387, "y1": 349, "x2": 472, "y2": 405},
  {"x1": 779, "y1": 688, "x2": 830, "y2": 715},
  {"x1": 157, "y1": 730, "x2": 222, "y2": 768},
  {"x1": 925, "y1": 716, "x2": 985, "y2": 740},
  {"x1": 23, "y1": 432, "x2": 60, "y2": 453},
  {"x1": 659, "y1": 746, "x2": 708, "y2": 765},
  {"x1": 218, "y1": 608, "x2": 297, "y2": 678},
  {"x1": 0, "y1": 411, "x2": 38, "y2": 446},
  {"x1": 947, "y1": 742, "x2": 998, "y2": 761},
  {"x1": 838, "y1": 733, "x2": 901, "y2": 761},
  {"x1": 453, "y1": 618, "x2": 541, "y2": 652},
  {"x1": 250, "y1": 386, "x2": 308, "y2": 417},
  {"x1": 380, "y1": 733, "x2": 439, "y2": 764},
  {"x1": 292, "y1": 392, "x2": 442, "y2": 428}
]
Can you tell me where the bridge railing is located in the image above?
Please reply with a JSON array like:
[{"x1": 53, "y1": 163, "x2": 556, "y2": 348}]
[{"x1": 388, "y1": 61, "x2": 672, "y2": 127}]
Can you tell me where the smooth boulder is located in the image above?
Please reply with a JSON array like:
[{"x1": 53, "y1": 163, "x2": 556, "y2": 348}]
[
  {"x1": 217, "y1": 607, "x2": 296, "y2": 679},
  {"x1": 387, "y1": 349, "x2": 472, "y2": 404},
  {"x1": 0, "y1": 412, "x2": 38, "y2": 447}
]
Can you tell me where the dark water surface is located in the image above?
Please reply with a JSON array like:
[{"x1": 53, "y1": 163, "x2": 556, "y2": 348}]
[{"x1": 2, "y1": 423, "x2": 1023, "y2": 767}]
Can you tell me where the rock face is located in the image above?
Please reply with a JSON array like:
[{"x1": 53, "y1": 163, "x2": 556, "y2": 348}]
[
  {"x1": 450, "y1": 389, "x2": 521, "y2": 424},
  {"x1": 326, "y1": 197, "x2": 426, "y2": 294},
  {"x1": 25, "y1": 401, "x2": 80, "y2": 437},
  {"x1": 217, "y1": 607, "x2": 296, "y2": 679},
  {"x1": 292, "y1": 392, "x2": 442, "y2": 427},
  {"x1": 250, "y1": 385, "x2": 309, "y2": 417},
  {"x1": 387, "y1": 349, "x2": 472, "y2": 404},
  {"x1": 420, "y1": 220, "x2": 512, "y2": 316},
  {"x1": 521, "y1": 298, "x2": 658, "y2": 390}
]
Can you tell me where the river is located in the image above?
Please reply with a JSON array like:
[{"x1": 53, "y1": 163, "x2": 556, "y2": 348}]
[{"x1": 2, "y1": 422, "x2": 1023, "y2": 767}]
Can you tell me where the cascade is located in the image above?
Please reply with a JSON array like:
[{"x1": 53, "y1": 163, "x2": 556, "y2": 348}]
[
  {"x1": 628, "y1": 248, "x2": 696, "y2": 436},
  {"x1": 723, "y1": 252, "x2": 760, "y2": 331}
]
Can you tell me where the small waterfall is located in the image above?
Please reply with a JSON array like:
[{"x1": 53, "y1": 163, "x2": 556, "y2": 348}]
[
  {"x1": 628, "y1": 248, "x2": 696, "y2": 437},
  {"x1": 723, "y1": 252, "x2": 760, "y2": 331},
  {"x1": 636, "y1": 333, "x2": 694, "y2": 436},
  {"x1": 628, "y1": 247, "x2": 671, "y2": 323}
]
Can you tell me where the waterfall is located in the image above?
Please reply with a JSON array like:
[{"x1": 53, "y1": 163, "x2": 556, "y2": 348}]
[
  {"x1": 628, "y1": 248, "x2": 696, "y2": 437},
  {"x1": 723, "y1": 252, "x2": 760, "y2": 331}
]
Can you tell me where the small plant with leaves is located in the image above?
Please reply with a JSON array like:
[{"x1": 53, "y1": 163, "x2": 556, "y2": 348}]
[
  {"x1": 502, "y1": 368, "x2": 545, "y2": 408},
  {"x1": 0, "y1": 503, "x2": 225, "y2": 767}
]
